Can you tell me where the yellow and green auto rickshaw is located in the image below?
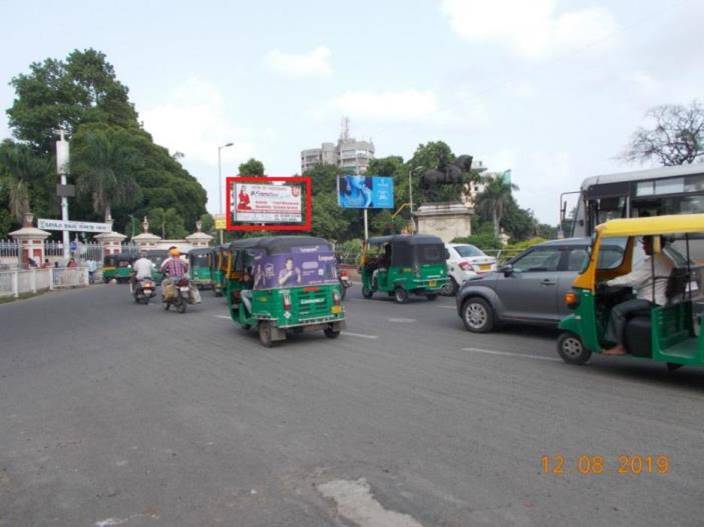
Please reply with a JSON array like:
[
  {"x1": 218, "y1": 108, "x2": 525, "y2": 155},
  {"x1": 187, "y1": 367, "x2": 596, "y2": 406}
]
[
  {"x1": 103, "y1": 252, "x2": 134, "y2": 283},
  {"x1": 557, "y1": 214, "x2": 704, "y2": 370},
  {"x1": 210, "y1": 245, "x2": 226, "y2": 297},
  {"x1": 188, "y1": 247, "x2": 213, "y2": 289},
  {"x1": 224, "y1": 236, "x2": 346, "y2": 347},
  {"x1": 360, "y1": 235, "x2": 448, "y2": 303}
]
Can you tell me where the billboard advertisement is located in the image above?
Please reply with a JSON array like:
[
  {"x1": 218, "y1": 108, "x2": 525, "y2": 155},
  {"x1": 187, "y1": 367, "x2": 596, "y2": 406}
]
[
  {"x1": 232, "y1": 183, "x2": 302, "y2": 223},
  {"x1": 337, "y1": 175, "x2": 394, "y2": 209},
  {"x1": 247, "y1": 245, "x2": 338, "y2": 290}
]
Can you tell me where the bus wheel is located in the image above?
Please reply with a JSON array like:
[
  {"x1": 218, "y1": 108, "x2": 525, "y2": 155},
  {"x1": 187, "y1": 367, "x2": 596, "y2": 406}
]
[
  {"x1": 394, "y1": 287, "x2": 409, "y2": 304},
  {"x1": 258, "y1": 321, "x2": 273, "y2": 347},
  {"x1": 557, "y1": 332, "x2": 591, "y2": 365},
  {"x1": 362, "y1": 285, "x2": 374, "y2": 299}
]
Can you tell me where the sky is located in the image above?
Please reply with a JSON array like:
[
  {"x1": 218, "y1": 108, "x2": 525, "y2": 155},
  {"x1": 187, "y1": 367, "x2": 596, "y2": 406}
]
[{"x1": 1, "y1": 0, "x2": 703, "y2": 224}]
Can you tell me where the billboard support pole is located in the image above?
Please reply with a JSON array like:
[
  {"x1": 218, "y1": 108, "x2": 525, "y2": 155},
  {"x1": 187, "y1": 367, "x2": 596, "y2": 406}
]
[{"x1": 363, "y1": 208, "x2": 368, "y2": 241}]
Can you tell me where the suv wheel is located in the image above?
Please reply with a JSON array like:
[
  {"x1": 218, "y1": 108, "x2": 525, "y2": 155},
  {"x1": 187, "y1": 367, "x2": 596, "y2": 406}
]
[{"x1": 461, "y1": 297, "x2": 494, "y2": 333}]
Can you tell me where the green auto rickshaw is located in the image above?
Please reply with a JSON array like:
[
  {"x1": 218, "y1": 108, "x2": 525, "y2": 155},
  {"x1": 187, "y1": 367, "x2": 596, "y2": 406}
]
[
  {"x1": 557, "y1": 214, "x2": 704, "y2": 370},
  {"x1": 360, "y1": 234, "x2": 449, "y2": 303},
  {"x1": 210, "y1": 245, "x2": 226, "y2": 296},
  {"x1": 103, "y1": 252, "x2": 135, "y2": 283},
  {"x1": 225, "y1": 236, "x2": 346, "y2": 347},
  {"x1": 146, "y1": 249, "x2": 169, "y2": 282},
  {"x1": 188, "y1": 247, "x2": 213, "y2": 289},
  {"x1": 102, "y1": 254, "x2": 118, "y2": 282}
]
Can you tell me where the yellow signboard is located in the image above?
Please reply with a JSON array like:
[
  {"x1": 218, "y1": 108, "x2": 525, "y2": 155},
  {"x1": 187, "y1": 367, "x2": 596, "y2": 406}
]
[{"x1": 214, "y1": 214, "x2": 226, "y2": 230}]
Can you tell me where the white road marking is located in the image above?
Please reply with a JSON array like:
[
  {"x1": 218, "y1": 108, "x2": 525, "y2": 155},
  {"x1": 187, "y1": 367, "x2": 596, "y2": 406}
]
[
  {"x1": 462, "y1": 347, "x2": 561, "y2": 362},
  {"x1": 342, "y1": 331, "x2": 379, "y2": 339},
  {"x1": 318, "y1": 478, "x2": 424, "y2": 527},
  {"x1": 437, "y1": 305, "x2": 455, "y2": 309},
  {"x1": 215, "y1": 315, "x2": 231, "y2": 319},
  {"x1": 388, "y1": 318, "x2": 416, "y2": 323},
  {"x1": 95, "y1": 519, "x2": 128, "y2": 527}
]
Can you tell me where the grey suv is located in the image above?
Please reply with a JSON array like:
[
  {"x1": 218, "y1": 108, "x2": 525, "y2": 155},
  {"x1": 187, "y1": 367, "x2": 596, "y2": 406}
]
[{"x1": 456, "y1": 238, "x2": 611, "y2": 333}]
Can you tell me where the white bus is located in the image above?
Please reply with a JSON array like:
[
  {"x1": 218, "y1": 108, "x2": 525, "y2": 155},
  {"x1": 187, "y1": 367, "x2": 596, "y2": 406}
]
[{"x1": 565, "y1": 164, "x2": 704, "y2": 237}]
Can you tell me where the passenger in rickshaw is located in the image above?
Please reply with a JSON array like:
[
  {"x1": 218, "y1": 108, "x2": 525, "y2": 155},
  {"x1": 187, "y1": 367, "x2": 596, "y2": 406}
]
[
  {"x1": 602, "y1": 235, "x2": 675, "y2": 356},
  {"x1": 240, "y1": 266, "x2": 254, "y2": 315},
  {"x1": 369, "y1": 244, "x2": 391, "y2": 288}
]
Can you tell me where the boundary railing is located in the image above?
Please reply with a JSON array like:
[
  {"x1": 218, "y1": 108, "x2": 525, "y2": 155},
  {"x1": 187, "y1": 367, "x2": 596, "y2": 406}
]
[{"x1": 0, "y1": 267, "x2": 90, "y2": 298}]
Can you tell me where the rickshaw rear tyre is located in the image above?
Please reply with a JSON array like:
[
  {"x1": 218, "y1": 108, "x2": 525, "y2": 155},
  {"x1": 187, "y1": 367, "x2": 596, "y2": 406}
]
[
  {"x1": 557, "y1": 332, "x2": 591, "y2": 365},
  {"x1": 324, "y1": 327, "x2": 341, "y2": 338},
  {"x1": 461, "y1": 297, "x2": 494, "y2": 333},
  {"x1": 259, "y1": 321, "x2": 273, "y2": 347},
  {"x1": 362, "y1": 285, "x2": 374, "y2": 299},
  {"x1": 394, "y1": 287, "x2": 409, "y2": 304},
  {"x1": 426, "y1": 293, "x2": 438, "y2": 301},
  {"x1": 666, "y1": 362, "x2": 683, "y2": 372}
]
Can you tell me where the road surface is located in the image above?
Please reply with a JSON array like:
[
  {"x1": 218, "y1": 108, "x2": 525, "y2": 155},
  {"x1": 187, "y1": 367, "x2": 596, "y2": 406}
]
[{"x1": 1, "y1": 285, "x2": 703, "y2": 526}]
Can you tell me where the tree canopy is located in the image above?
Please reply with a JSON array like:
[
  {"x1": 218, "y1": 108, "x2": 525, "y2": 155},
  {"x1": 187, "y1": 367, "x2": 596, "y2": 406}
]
[
  {"x1": 0, "y1": 49, "x2": 207, "y2": 238},
  {"x1": 623, "y1": 100, "x2": 704, "y2": 166},
  {"x1": 238, "y1": 158, "x2": 265, "y2": 176}
]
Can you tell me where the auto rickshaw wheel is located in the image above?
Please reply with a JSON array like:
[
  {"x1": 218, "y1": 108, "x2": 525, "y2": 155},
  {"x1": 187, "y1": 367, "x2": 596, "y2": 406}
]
[
  {"x1": 461, "y1": 297, "x2": 494, "y2": 333},
  {"x1": 426, "y1": 293, "x2": 438, "y2": 301},
  {"x1": 394, "y1": 287, "x2": 409, "y2": 304},
  {"x1": 258, "y1": 321, "x2": 273, "y2": 347},
  {"x1": 324, "y1": 326, "x2": 341, "y2": 338},
  {"x1": 441, "y1": 277, "x2": 458, "y2": 296},
  {"x1": 362, "y1": 285, "x2": 374, "y2": 299},
  {"x1": 557, "y1": 332, "x2": 591, "y2": 365}
]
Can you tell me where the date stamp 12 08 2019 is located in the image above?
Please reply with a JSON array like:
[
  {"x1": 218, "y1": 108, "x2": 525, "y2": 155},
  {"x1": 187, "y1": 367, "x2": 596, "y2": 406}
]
[{"x1": 541, "y1": 455, "x2": 670, "y2": 475}]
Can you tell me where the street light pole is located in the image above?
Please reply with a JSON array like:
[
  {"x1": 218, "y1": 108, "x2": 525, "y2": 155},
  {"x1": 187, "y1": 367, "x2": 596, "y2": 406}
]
[{"x1": 217, "y1": 142, "x2": 234, "y2": 244}]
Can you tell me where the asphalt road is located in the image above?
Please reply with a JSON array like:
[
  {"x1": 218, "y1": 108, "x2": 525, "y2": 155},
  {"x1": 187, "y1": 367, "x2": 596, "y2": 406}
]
[{"x1": 1, "y1": 284, "x2": 704, "y2": 526}]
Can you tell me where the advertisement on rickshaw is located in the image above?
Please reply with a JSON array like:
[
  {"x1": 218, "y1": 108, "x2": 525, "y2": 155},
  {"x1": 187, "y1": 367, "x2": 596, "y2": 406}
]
[{"x1": 248, "y1": 245, "x2": 337, "y2": 290}]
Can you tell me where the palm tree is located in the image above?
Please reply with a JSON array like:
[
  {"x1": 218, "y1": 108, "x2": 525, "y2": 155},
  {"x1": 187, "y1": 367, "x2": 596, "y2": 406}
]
[
  {"x1": 0, "y1": 140, "x2": 50, "y2": 223},
  {"x1": 71, "y1": 126, "x2": 142, "y2": 220},
  {"x1": 475, "y1": 176, "x2": 520, "y2": 238}
]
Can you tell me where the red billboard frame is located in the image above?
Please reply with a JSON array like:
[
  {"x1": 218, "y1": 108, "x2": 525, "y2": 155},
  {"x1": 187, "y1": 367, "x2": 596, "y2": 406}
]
[{"x1": 225, "y1": 176, "x2": 312, "y2": 231}]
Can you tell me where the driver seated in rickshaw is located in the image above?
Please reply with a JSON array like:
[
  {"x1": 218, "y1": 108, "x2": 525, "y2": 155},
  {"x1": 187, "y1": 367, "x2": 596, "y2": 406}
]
[{"x1": 602, "y1": 235, "x2": 675, "y2": 356}]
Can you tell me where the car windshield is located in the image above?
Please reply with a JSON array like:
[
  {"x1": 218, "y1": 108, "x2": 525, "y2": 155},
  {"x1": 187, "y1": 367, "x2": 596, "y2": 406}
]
[{"x1": 453, "y1": 245, "x2": 485, "y2": 258}]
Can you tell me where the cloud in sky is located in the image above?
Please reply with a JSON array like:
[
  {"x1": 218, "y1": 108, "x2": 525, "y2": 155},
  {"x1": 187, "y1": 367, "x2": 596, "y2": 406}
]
[
  {"x1": 328, "y1": 88, "x2": 489, "y2": 128},
  {"x1": 440, "y1": 0, "x2": 620, "y2": 59},
  {"x1": 264, "y1": 46, "x2": 332, "y2": 77},
  {"x1": 141, "y1": 77, "x2": 256, "y2": 167}
]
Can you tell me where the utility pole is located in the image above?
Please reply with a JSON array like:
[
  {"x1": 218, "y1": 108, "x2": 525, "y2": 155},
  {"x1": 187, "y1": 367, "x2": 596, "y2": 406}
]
[
  {"x1": 218, "y1": 142, "x2": 234, "y2": 245},
  {"x1": 56, "y1": 130, "x2": 71, "y2": 260}
]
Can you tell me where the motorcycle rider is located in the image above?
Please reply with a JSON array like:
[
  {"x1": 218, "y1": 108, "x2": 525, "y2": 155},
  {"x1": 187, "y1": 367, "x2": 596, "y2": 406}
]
[
  {"x1": 130, "y1": 251, "x2": 154, "y2": 293},
  {"x1": 160, "y1": 246, "x2": 201, "y2": 304}
]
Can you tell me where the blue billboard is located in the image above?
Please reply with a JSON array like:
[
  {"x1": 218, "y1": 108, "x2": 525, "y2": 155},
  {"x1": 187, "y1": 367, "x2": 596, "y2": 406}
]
[{"x1": 338, "y1": 175, "x2": 394, "y2": 209}]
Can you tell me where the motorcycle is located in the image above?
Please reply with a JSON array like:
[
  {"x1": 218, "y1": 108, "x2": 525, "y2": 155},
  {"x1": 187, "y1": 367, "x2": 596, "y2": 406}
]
[
  {"x1": 133, "y1": 277, "x2": 156, "y2": 304},
  {"x1": 338, "y1": 267, "x2": 351, "y2": 300},
  {"x1": 163, "y1": 277, "x2": 191, "y2": 314}
]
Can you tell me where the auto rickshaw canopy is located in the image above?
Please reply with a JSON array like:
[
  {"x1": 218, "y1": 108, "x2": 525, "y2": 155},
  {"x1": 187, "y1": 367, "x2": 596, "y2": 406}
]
[
  {"x1": 228, "y1": 236, "x2": 332, "y2": 255},
  {"x1": 574, "y1": 214, "x2": 704, "y2": 290}
]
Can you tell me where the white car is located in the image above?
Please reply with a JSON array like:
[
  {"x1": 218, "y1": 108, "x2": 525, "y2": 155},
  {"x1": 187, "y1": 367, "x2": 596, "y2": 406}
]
[{"x1": 443, "y1": 243, "x2": 497, "y2": 295}]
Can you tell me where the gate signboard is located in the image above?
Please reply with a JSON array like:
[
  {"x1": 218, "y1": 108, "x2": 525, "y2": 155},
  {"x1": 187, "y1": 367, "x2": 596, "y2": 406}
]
[{"x1": 38, "y1": 219, "x2": 111, "y2": 233}]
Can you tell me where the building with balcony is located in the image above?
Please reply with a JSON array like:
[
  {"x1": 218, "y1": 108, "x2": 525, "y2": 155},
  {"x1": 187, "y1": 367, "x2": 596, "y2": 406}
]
[{"x1": 300, "y1": 119, "x2": 375, "y2": 174}]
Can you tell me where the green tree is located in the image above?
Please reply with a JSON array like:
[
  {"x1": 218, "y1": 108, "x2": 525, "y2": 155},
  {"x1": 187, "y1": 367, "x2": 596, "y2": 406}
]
[
  {"x1": 475, "y1": 177, "x2": 520, "y2": 237},
  {"x1": 7, "y1": 48, "x2": 138, "y2": 153},
  {"x1": 199, "y1": 213, "x2": 215, "y2": 234},
  {"x1": 70, "y1": 123, "x2": 142, "y2": 220},
  {"x1": 238, "y1": 158, "x2": 265, "y2": 176},
  {"x1": 148, "y1": 207, "x2": 187, "y2": 239},
  {"x1": 0, "y1": 140, "x2": 51, "y2": 223}
]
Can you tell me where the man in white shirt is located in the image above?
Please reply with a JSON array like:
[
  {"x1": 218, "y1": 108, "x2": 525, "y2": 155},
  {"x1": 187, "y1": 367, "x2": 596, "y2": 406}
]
[
  {"x1": 603, "y1": 236, "x2": 675, "y2": 355},
  {"x1": 130, "y1": 252, "x2": 154, "y2": 293}
]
